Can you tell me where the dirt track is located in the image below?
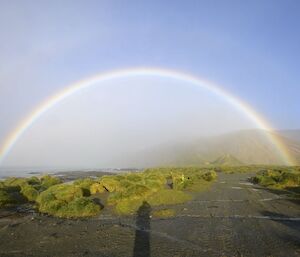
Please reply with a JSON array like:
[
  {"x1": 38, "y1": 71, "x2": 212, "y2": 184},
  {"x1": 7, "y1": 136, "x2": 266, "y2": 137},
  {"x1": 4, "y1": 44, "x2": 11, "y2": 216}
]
[{"x1": 0, "y1": 173, "x2": 299, "y2": 257}]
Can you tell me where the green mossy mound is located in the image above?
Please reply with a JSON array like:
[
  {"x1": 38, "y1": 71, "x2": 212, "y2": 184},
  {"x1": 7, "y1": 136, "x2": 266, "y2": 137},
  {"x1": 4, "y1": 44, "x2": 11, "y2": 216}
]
[
  {"x1": 73, "y1": 178, "x2": 95, "y2": 196},
  {"x1": 37, "y1": 184, "x2": 83, "y2": 205},
  {"x1": 0, "y1": 188, "x2": 20, "y2": 207},
  {"x1": 20, "y1": 184, "x2": 39, "y2": 201},
  {"x1": 0, "y1": 167, "x2": 219, "y2": 218},
  {"x1": 0, "y1": 175, "x2": 62, "y2": 207},
  {"x1": 99, "y1": 176, "x2": 122, "y2": 192},
  {"x1": 106, "y1": 168, "x2": 217, "y2": 215},
  {"x1": 252, "y1": 168, "x2": 300, "y2": 194},
  {"x1": 51, "y1": 198, "x2": 100, "y2": 218},
  {"x1": 90, "y1": 183, "x2": 106, "y2": 194},
  {"x1": 36, "y1": 184, "x2": 100, "y2": 217},
  {"x1": 40, "y1": 175, "x2": 62, "y2": 189}
]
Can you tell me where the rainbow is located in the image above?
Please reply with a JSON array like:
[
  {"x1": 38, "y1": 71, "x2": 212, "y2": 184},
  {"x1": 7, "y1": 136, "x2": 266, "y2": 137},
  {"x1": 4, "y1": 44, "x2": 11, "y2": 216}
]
[{"x1": 0, "y1": 67, "x2": 295, "y2": 165}]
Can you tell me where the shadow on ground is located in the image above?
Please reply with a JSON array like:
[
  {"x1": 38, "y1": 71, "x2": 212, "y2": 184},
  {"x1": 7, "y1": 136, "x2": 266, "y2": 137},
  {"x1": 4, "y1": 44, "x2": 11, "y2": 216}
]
[{"x1": 133, "y1": 201, "x2": 151, "y2": 257}]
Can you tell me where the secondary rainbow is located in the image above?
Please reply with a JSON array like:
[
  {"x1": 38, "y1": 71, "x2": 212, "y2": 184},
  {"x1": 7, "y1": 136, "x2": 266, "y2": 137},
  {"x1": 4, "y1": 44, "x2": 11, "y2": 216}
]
[{"x1": 0, "y1": 67, "x2": 295, "y2": 165}]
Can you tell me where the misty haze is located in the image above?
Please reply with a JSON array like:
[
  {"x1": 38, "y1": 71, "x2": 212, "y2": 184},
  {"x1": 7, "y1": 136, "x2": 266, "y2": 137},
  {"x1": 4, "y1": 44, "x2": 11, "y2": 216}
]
[{"x1": 4, "y1": 76, "x2": 263, "y2": 168}]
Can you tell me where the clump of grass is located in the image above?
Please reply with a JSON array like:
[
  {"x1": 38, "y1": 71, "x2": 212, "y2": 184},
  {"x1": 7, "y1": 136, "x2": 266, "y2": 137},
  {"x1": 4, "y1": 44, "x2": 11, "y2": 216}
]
[
  {"x1": 37, "y1": 184, "x2": 83, "y2": 204},
  {"x1": 107, "y1": 183, "x2": 152, "y2": 206},
  {"x1": 74, "y1": 178, "x2": 94, "y2": 189},
  {"x1": 0, "y1": 167, "x2": 219, "y2": 217},
  {"x1": 36, "y1": 184, "x2": 100, "y2": 217},
  {"x1": 40, "y1": 175, "x2": 62, "y2": 189},
  {"x1": 73, "y1": 178, "x2": 95, "y2": 196},
  {"x1": 2, "y1": 177, "x2": 28, "y2": 189},
  {"x1": 0, "y1": 188, "x2": 18, "y2": 207},
  {"x1": 147, "y1": 189, "x2": 192, "y2": 206},
  {"x1": 106, "y1": 168, "x2": 216, "y2": 215},
  {"x1": 99, "y1": 176, "x2": 122, "y2": 192},
  {"x1": 55, "y1": 198, "x2": 101, "y2": 218},
  {"x1": 215, "y1": 165, "x2": 300, "y2": 174},
  {"x1": 252, "y1": 168, "x2": 300, "y2": 193},
  {"x1": 20, "y1": 184, "x2": 39, "y2": 201},
  {"x1": 0, "y1": 175, "x2": 61, "y2": 207},
  {"x1": 152, "y1": 209, "x2": 175, "y2": 218},
  {"x1": 90, "y1": 183, "x2": 106, "y2": 194}
]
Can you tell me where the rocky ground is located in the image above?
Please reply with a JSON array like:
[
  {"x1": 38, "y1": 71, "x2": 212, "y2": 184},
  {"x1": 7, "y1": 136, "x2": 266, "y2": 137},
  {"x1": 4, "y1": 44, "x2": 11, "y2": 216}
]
[{"x1": 0, "y1": 172, "x2": 299, "y2": 257}]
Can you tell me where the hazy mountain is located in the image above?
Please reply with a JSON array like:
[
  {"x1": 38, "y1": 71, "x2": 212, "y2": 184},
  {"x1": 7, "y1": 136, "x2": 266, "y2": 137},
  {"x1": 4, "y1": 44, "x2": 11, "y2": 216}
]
[
  {"x1": 114, "y1": 129, "x2": 300, "y2": 167},
  {"x1": 210, "y1": 154, "x2": 244, "y2": 166},
  {"x1": 277, "y1": 129, "x2": 300, "y2": 143}
]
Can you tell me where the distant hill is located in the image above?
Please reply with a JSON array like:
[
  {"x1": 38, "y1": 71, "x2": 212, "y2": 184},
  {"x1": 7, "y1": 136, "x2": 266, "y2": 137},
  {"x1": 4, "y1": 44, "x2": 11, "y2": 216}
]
[
  {"x1": 112, "y1": 129, "x2": 300, "y2": 167},
  {"x1": 210, "y1": 154, "x2": 243, "y2": 166},
  {"x1": 277, "y1": 129, "x2": 300, "y2": 143}
]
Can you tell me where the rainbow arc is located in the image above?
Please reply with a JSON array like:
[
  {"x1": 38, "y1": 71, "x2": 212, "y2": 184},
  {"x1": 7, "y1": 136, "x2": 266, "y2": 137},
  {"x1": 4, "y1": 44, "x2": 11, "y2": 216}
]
[{"x1": 0, "y1": 67, "x2": 295, "y2": 165}]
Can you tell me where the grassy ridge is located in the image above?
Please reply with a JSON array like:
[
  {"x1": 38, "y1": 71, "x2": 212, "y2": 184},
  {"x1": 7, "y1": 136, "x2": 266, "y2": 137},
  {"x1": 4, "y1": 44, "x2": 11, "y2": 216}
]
[
  {"x1": 2, "y1": 166, "x2": 300, "y2": 218},
  {"x1": 0, "y1": 167, "x2": 217, "y2": 218}
]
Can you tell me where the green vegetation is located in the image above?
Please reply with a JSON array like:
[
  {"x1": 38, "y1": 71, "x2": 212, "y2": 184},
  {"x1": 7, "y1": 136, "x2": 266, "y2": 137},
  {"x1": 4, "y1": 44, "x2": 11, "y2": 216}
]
[
  {"x1": 90, "y1": 183, "x2": 106, "y2": 194},
  {"x1": 105, "y1": 167, "x2": 216, "y2": 215},
  {"x1": 147, "y1": 189, "x2": 192, "y2": 206},
  {"x1": 0, "y1": 167, "x2": 218, "y2": 218},
  {"x1": 73, "y1": 178, "x2": 95, "y2": 196},
  {"x1": 20, "y1": 184, "x2": 39, "y2": 201},
  {"x1": 2, "y1": 166, "x2": 300, "y2": 218},
  {"x1": 0, "y1": 175, "x2": 63, "y2": 206},
  {"x1": 213, "y1": 165, "x2": 298, "y2": 174},
  {"x1": 251, "y1": 167, "x2": 300, "y2": 194},
  {"x1": 0, "y1": 188, "x2": 20, "y2": 207},
  {"x1": 40, "y1": 175, "x2": 62, "y2": 189},
  {"x1": 36, "y1": 184, "x2": 101, "y2": 218},
  {"x1": 152, "y1": 209, "x2": 176, "y2": 218}
]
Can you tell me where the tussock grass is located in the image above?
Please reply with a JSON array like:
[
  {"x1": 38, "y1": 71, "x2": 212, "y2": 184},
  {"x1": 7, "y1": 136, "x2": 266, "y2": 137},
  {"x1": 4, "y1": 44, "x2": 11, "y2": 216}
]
[
  {"x1": 36, "y1": 184, "x2": 100, "y2": 217},
  {"x1": 20, "y1": 184, "x2": 39, "y2": 201},
  {"x1": 0, "y1": 175, "x2": 62, "y2": 207},
  {"x1": 107, "y1": 168, "x2": 217, "y2": 215},
  {"x1": 251, "y1": 167, "x2": 300, "y2": 194},
  {"x1": 0, "y1": 188, "x2": 24, "y2": 207},
  {"x1": 0, "y1": 167, "x2": 218, "y2": 218},
  {"x1": 90, "y1": 183, "x2": 106, "y2": 194}
]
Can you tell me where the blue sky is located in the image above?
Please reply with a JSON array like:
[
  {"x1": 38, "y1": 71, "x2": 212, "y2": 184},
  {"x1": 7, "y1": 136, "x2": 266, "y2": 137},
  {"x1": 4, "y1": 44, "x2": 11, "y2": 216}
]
[{"x1": 0, "y1": 0, "x2": 300, "y2": 163}]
